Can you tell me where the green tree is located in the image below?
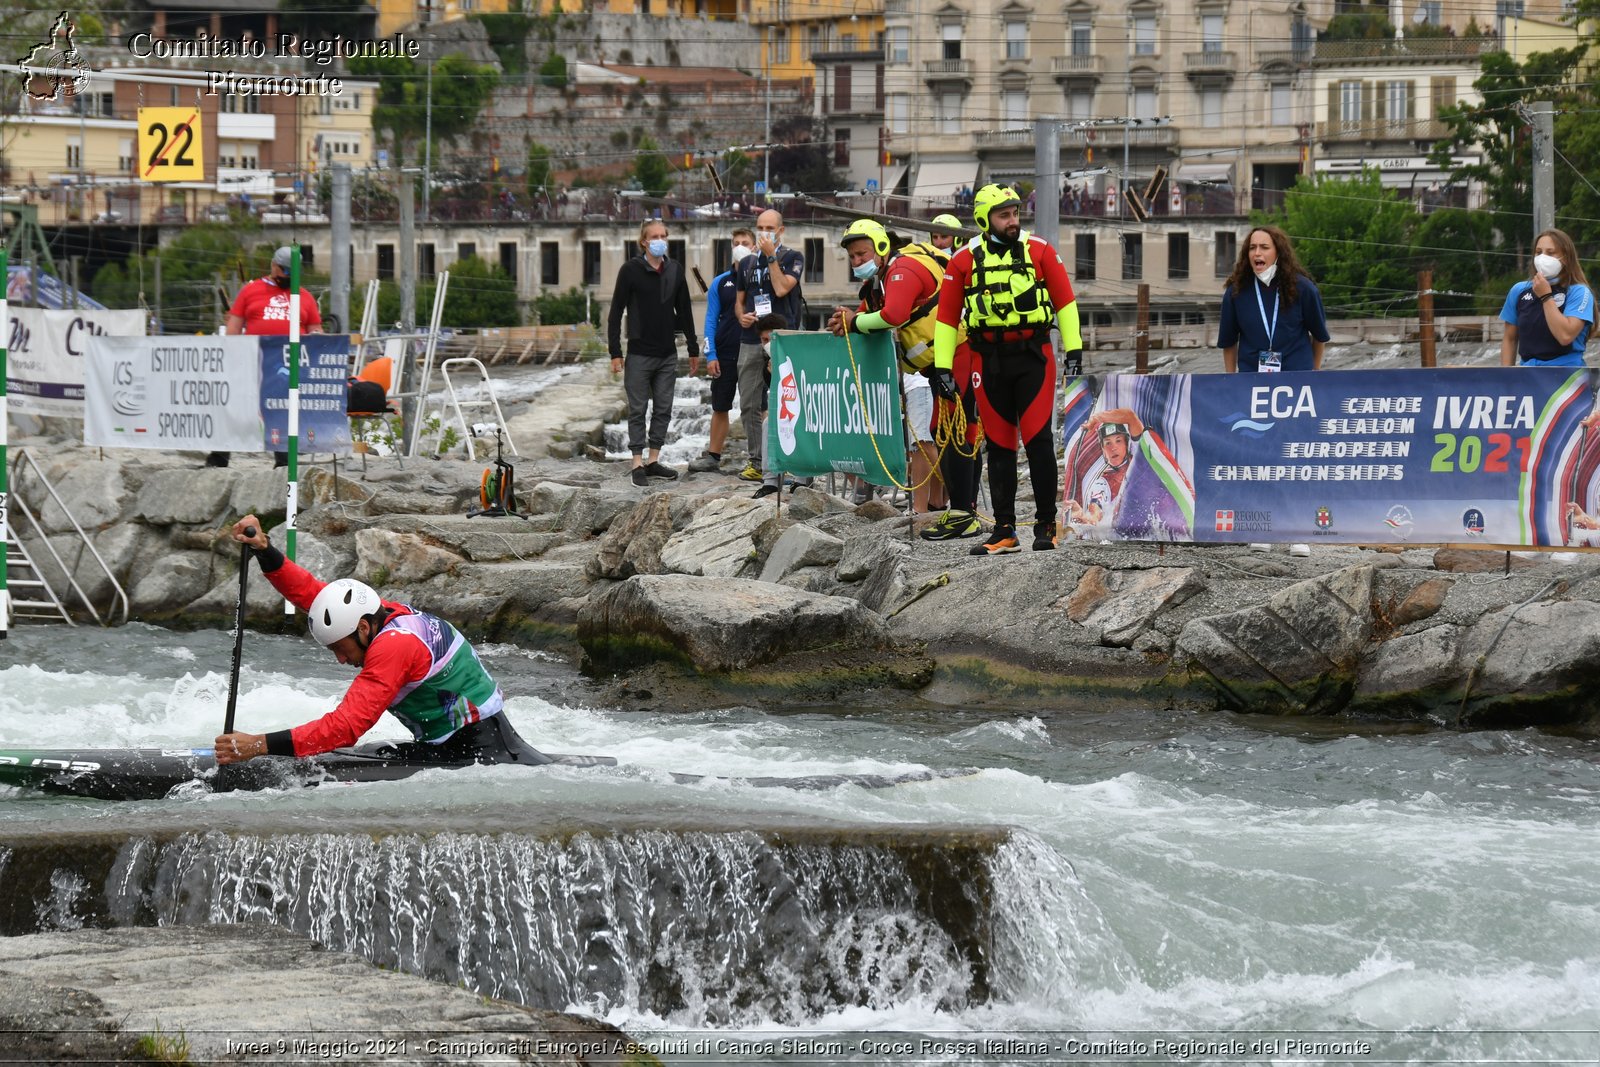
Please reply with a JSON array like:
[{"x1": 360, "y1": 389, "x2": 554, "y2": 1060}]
[
  {"x1": 1428, "y1": 46, "x2": 1586, "y2": 256},
  {"x1": 632, "y1": 134, "x2": 673, "y2": 198},
  {"x1": 90, "y1": 223, "x2": 297, "y2": 334},
  {"x1": 353, "y1": 259, "x2": 520, "y2": 330},
  {"x1": 767, "y1": 116, "x2": 842, "y2": 195},
  {"x1": 533, "y1": 286, "x2": 599, "y2": 326},
  {"x1": 438, "y1": 256, "x2": 519, "y2": 327},
  {"x1": 1319, "y1": 12, "x2": 1395, "y2": 40},
  {"x1": 538, "y1": 53, "x2": 569, "y2": 88},
  {"x1": 347, "y1": 53, "x2": 500, "y2": 167},
  {"x1": 1255, "y1": 169, "x2": 1416, "y2": 317},
  {"x1": 1409, "y1": 208, "x2": 1500, "y2": 314},
  {"x1": 526, "y1": 142, "x2": 553, "y2": 198}
]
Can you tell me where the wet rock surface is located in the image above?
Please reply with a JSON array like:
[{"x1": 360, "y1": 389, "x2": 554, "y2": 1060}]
[{"x1": 0, "y1": 925, "x2": 654, "y2": 1066}]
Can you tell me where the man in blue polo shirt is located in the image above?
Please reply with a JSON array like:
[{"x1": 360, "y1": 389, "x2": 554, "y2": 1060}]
[
  {"x1": 689, "y1": 227, "x2": 758, "y2": 472},
  {"x1": 732, "y1": 208, "x2": 805, "y2": 483}
]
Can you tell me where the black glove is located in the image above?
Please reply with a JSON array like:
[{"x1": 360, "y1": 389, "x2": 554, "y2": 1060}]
[
  {"x1": 1063, "y1": 348, "x2": 1084, "y2": 377},
  {"x1": 931, "y1": 369, "x2": 958, "y2": 401}
]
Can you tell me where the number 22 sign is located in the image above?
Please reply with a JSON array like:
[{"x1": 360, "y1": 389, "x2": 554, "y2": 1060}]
[{"x1": 136, "y1": 107, "x2": 205, "y2": 182}]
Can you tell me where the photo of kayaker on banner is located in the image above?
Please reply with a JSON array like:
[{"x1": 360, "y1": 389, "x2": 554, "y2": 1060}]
[{"x1": 1061, "y1": 375, "x2": 1196, "y2": 542}]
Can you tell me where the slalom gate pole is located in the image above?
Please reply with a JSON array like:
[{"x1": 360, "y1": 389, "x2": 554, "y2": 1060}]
[
  {"x1": 284, "y1": 247, "x2": 302, "y2": 613},
  {"x1": 1, "y1": 246, "x2": 8, "y2": 639}
]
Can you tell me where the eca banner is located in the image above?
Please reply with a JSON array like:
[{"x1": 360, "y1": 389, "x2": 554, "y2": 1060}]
[
  {"x1": 259, "y1": 334, "x2": 352, "y2": 454},
  {"x1": 85, "y1": 336, "x2": 263, "y2": 449},
  {"x1": 5, "y1": 308, "x2": 146, "y2": 417},
  {"x1": 1061, "y1": 367, "x2": 1600, "y2": 548},
  {"x1": 766, "y1": 331, "x2": 907, "y2": 487}
]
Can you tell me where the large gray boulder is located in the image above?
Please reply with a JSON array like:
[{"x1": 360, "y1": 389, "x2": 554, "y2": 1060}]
[
  {"x1": 134, "y1": 468, "x2": 235, "y2": 525},
  {"x1": 578, "y1": 574, "x2": 889, "y2": 672},
  {"x1": 355, "y1": 528, "x2": 463, "y2": 585},
  {"x1": 1067, "y1": 564, "x2": 1204, "y2": 648},
  {"x1": 658, "y1": 496, "x2": 779, "y2": 579},
  {"x1": 759, "y1": 524, "x2": 844, "y2": 584},
  {"x1": 1353, "y1": 598, "x2": 1600, "y2": 727},
  {"x1": 588, "y1": 492, "x2": 676, "y2": 579},
  {"x1": 1174, "y1": 564, "x2": 1376, "y2": 714}
]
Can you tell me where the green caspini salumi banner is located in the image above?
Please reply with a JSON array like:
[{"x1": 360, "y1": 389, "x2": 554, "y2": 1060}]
[{"x1": 765, "y1": 330, "x2": 908, "y2": 488}]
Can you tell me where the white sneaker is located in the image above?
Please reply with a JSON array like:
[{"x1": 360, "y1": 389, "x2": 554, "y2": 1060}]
[
  {"x1": 1249, "y1": 543, "x2": 1272, "y2": 553},
  {"x1": 1290, "y1": 543, "x2": 1311, "y2": 557}
]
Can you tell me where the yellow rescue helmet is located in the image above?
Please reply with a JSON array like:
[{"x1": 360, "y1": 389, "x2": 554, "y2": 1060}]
[
  {"x1": 840, "y1": 218, "x2": 892, "y2": 257},
  {"x1": 971, "y1": 184, "x2": 1022, "y2": 234}
]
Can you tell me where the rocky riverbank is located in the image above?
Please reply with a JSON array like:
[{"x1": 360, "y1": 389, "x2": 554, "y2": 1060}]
[
  {"x1": 10, "y1": 348, "x2": 1600, "y2": 733},
  {"x1": 0, "y1": 925, "x2": 656, "y2": 1066}
]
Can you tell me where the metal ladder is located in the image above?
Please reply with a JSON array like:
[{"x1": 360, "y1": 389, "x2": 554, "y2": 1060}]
[
  {"x1": 441, "y1": 358, "x2": 521, "y2": 462},
  {"x1": 3, "y1": 449, "x2": 129, "y2": 629},
  {"x1": 4, "y1": 528, "x2": 73, "y2": 626}
]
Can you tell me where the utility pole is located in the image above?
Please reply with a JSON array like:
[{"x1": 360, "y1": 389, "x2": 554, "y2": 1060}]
[
  {"x1": 330, "y1": 163, "x2": 351, "y2": 336},
  {"x1": 423, "y1": 49, "x2": 434, "y2": 224},
  {"x1": 1530, "y1": 100, "x2": 1554, "y2": 241},
  {"x1": 1135, "y1": 283, "x2": 1150, "y2": 374},
  {"x1": 1033, "y1": 117, "x2": 1061, "y2": 249},
  {"x1": 1418, "y1": 269, "x2": 1436, "y2": 368},
  {"x1": 764, "y1": 28, "x2": 772, "y2": 196},
  {"x1": 153, "y1": 255, "x2": 162, "y2": 333},
  {"x1": 397, "y1": 167, "x2": 418, "y2": 441}
]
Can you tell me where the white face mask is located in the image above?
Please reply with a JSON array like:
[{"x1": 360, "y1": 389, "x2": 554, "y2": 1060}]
[
  {"x1": 1254, "y1": 263, "x2": 1278, "y2": 286},
  {"x1": 1534, "y1": 253, "x2": 1562, "y2": 281},
  {"x1": 731, "y1": 245, "x2": 754, "y2": 264},
  {"x1": 757, "y1": 229, "x2": 779, "y2": 246}
]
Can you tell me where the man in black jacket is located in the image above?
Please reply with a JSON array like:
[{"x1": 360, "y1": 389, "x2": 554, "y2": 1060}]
[{"x1": 608, "y1": 218, "x2": 699, "y2": 487}]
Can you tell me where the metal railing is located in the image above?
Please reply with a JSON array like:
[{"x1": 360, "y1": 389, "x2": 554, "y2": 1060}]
[
  {"x1": 1051, "y1": 54, "x2": 1103, "y2": 75},
  {"x1": 1184, "y1": 49, "x2": 1238, "y2": 72},
  {"x1": 6, "y1": 449, "x2": 129, "y2": 626},
  {"x1": 1316, "y1": 117, "x2": 1453, "y2": 140}
]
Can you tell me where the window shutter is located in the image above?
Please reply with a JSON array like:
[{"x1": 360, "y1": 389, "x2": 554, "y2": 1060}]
[
  {"x1": 876, "y1": 64, "x2": 884, "y2": 110},
  {"x1": 1405, "y1": 80, "x2": 1416, "y2": 119},
  {"x1": 835, "y1": 65, "x2": 851, "y2": 111},
  {"x1": 1364, "y1": 81, "x2": 1376, "y2": 122},
  {"x1": 1327, "y1": 83, "x2": 1339, "y2": 126}
]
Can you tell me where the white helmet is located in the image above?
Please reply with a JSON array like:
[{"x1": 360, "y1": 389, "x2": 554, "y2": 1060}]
[{"x1": 308, "y1": 579, "x2": 382, "y2": 646}]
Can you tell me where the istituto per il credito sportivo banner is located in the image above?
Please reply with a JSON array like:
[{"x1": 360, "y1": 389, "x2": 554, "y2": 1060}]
[
  {"x1": 85, "y1": 335, "x2": 351, "y2": 453},
  {"x1": 1061, "y1": 367, "x2": 1600, "y2": 549},
  {"x1": 766, "y1": 330, "x2": 908, "y2": 488},
  {"x1": 4, "y1": 308, "x2": 146, "y2": 417}
]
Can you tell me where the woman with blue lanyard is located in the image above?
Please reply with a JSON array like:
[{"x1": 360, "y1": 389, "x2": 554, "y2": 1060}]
[
  {"x1": 1216, "y1": 225, "x2": 1327, "y2": 557},
  {"x1": 1217, "y1": 225, "x2": 1330, "y2": 374},
  {"x1": 1499, "y1": 228, "x2": 1594, "y2": 367}
]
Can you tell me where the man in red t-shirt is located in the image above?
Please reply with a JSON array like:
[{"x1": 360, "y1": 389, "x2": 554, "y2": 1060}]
[{"x1": 207, "y1": 247, "x2": 323, "y2": 467}]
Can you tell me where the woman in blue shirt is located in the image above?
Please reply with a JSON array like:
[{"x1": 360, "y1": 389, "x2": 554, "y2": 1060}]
[
  {"x1": 1499, "y1": 228, "x2": 1594, "y2": 367},
  {"x1": 1217, "y1": 225, "x2": 1330, "y2": 373}
]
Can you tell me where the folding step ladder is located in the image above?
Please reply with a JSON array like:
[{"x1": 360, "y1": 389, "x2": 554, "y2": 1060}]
[{"x1": 440, "y1": 358, "x2": 521, "y2": 462}]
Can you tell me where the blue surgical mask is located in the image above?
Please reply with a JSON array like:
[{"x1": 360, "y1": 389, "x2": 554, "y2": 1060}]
[
  {"x1": 852, "y1": 260, "x2": 879, "y2": 281},
  {"x1": 646, "y1": 238, "x2": 668, "y2": 258}
]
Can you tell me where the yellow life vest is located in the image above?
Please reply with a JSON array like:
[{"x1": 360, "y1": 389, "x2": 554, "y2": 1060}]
[
  {"x1": 864, "y1": 242, "x2": 962, "y2": 373},
  {"x1": 961, "y1": 234, "x2": 1052, "y2": 329}
]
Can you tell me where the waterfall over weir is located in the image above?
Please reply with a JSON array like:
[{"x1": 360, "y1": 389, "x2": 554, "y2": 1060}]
[{"x1": 0, "y1": 825, "x2": 1117, "y2": 1026}]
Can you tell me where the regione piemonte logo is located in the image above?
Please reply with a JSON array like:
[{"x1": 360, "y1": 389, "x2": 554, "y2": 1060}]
[
  {"x1": 19, "y1": 11, "x2": 92, "y2": 101},
  {"x1": 1215, "y1": 510, "x2": 1235, "y2": 532}
]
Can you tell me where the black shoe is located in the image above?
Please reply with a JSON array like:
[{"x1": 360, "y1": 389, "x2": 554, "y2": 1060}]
[
  {"x1": 273, "y1": 452, "x2": 288, "y2": 469},
  {"x1": 752, "y1": 484, "x2": 780, "y2": 499},
  {"x1": 205, "y1": 451, "x2": 230, "y2": 468},
  {"x1": 631, "y1": 466, "x2": 649, "y2": 487},
  {"x1": 1032, "y1": 522, "x2": 1058, "y2": 551},
  {"x1": 644, "y1": 461, "x2": 679, "y2": 481},
  {"x1": 970, "y1": 526, "x2": 1021, "y2": 556}
]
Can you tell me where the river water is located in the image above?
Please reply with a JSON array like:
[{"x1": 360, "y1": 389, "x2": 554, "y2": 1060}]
[{"x1": 2, "y1": 621, "x2": 1598, "y2": 1065}]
